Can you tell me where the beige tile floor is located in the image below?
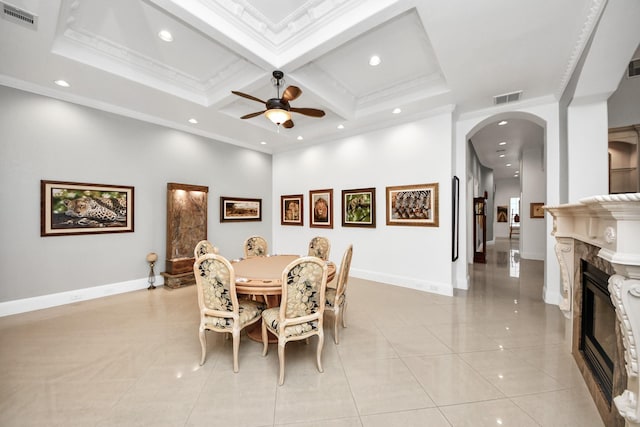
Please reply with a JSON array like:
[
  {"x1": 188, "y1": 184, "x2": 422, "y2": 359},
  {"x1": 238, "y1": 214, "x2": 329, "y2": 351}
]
[{"x1": 0, "y1": 239, "x2": 604, "y2": 426}]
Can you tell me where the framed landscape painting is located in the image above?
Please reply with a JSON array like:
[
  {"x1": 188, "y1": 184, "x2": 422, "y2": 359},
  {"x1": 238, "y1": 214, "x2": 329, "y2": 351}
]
[
  {"x1": 310, "y1": 189, "x2": 333, "y2": 228},
  {"x1": 41, "y1": 180, "x2": 134, "y2": 236},
  {"x1": 386, "y1": 182, "x2": 439, "y2": 227},
  {"x1": 220, "y1": 197, "x2": 262, "y2": 222},
  {"x1": 281, "y1": 194, "x2": 303, "y2": 226},
  {"x1": 342, "y1": 187, "x2": 376, "y2": 228}
]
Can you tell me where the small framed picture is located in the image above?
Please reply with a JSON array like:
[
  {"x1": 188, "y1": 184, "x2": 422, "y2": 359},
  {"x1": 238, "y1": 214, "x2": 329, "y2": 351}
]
[
  {"x1": 342, "y1": 187, "x2": 376, "y2": 228},
  {"x1": 281, "y1": 194, "x2": 303, "y2": 226},
  {"x1": 310, "y1": 189, "x2": 333, "y2": 228},
  {"x1": 530, "y1": 202, "x2": 545, "y2": 219},
  {"x1": 220, "y1": 197, "x2": 262, "y2": 222},
  {"x1": 386, "y1": 183, "x2": 439, "y2": 227},
  {"x1": 497, "y1": 206, "x2": 508, "y2": 222}
]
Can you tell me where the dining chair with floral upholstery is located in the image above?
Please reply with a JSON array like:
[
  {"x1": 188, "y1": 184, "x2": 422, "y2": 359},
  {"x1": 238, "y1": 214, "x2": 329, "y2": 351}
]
[
  {"x1": 243, "y1": 235, "x2": 268, "y2": 258},
  {"x1": 324, "y1": 244, "x2": 353, "y2": 344},
  {"x1": 261, "y1": 256, "x2": 328, "y2": 385},
  {"x1": 193, "y1": 253, "x2": 265, "y2": 372},
  {"x1": 193, "y1": 239, "x2": 219, "y2": 259},
  {"x1": 307, "y1": 236, "x2": 330, "y2": 261}
]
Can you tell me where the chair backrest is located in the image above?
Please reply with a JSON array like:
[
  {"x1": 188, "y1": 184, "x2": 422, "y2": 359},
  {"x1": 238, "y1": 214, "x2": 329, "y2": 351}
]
[
  {"x1": 335, "y1": 245, "x2": 353, "y2": 299},
  {"x1": 194, "y1": 240, "x2": 218, "y2": 259},
  {"x1": 244, "y1": 236, "x2": 268, "y2": 258},
  {"x1": 280, "y1": 256, "x2": 328, "y2": 325},
  {"x1": 308, "y1": 236, "x2": 330, "y2": 261},
  {"x1": 193, "y1": 254, "x2": 239, "y2": 322}
]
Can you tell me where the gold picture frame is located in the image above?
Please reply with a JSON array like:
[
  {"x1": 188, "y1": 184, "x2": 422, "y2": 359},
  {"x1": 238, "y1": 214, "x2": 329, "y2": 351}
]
[{"x1": 386, "y1": 183, "x2": 439, "y2": 227}]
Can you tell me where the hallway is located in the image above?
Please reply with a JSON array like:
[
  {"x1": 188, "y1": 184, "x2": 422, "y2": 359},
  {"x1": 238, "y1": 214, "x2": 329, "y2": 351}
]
[{"x1": 0, "y1": 239, "x2": 604, "y2": 426}]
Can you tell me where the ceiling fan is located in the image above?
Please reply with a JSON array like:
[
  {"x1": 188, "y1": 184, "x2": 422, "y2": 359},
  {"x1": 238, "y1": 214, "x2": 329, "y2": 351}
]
[{"x1": 232, "y1": 70, "x2": 325, "y2": 129}]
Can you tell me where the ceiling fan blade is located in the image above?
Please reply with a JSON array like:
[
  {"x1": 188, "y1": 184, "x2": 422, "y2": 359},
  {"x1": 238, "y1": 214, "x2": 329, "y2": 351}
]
[
  {"x1": 231, "y1": 91, "x2": 266, "y2": 104},
  {"x1": 291, "y1": 107, "x2": 326, "y2": 118},
  {"x1": 240, "y1": 110, "x2": 266, "y2": 119},
  {"x1": 282, "y1": 119, "x2": 294, "y2": 128},
  {"x1": 282, "y1": 86, "x2": 302, "y2": 102}
]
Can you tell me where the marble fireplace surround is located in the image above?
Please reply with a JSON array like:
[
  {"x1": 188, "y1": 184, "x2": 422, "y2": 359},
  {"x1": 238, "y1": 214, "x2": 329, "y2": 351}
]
[{"x1": 546, "y1": 194, "x2": 640, "y2": 427}]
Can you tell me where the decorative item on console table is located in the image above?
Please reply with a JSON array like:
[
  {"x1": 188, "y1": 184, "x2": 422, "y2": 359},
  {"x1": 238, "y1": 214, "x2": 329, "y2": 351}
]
[{"x1": 161, "y1": 183, "x2": 209, "y2": 289}]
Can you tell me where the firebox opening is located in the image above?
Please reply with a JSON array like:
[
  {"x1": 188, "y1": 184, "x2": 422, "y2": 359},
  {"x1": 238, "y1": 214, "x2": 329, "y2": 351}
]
[{"x1": 580, "y1": 259, "x2": 617, "y2": 405}]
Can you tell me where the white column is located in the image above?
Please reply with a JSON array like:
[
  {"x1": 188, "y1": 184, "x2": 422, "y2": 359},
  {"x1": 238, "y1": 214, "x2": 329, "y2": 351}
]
[{"x1": 567, "y1": 100, "x2": 609, "y2": 202}]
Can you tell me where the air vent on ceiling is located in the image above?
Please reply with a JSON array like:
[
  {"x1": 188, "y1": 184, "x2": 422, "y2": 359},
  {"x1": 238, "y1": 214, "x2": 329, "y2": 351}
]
[
  {"x1": 2, "y1": 1, "x2": 38, "y2": 30},
  {"x1": 628, "y1": 58, "x2": 640, "y2": 78},
  {"x1": 493, "y1": 90, "x2": 522, "y2": 105}
]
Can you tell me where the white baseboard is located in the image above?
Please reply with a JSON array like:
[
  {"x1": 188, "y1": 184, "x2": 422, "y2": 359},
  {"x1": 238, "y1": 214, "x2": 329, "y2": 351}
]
[
  {"x1": 0, "y1": 276, "x2": 162, "y2": 317},
  {"x1": 350, "y1": 268, "x2": 454, "y2": 297},
  {"x1": 520, "y1": 251, "x2": 545, "y2": 261}
]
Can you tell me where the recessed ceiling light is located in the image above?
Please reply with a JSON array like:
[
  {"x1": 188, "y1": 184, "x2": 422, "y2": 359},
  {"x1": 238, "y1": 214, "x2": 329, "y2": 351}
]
[
  {"x1": 498, "y1": 120, "x2": 508, "y2": 126},
  {"x1": 369, "y1": 55, "x2": 381, "y2": 66},
  {"x1": 392, "y1": 108, "x2": 401, "y2": 114},
  {"x1": 337, "y1": 124, "x2": 344, "y2": 129},
  {"x1": 499, "y1": 141, "x2": 507, "y2": 145},
  {"x1": 260, "y1": 141, "x2": 267, "y2": 145},
  {"x1": 54, "y1": 79, "x2": 70, "y2": 87},
  {"x1": 506, "y1": 163, "x2": 512, "y2": 167},
  {"x1": 499, "y1": 154, "x2": 505, "y2": 158},
  {"x1": 297, "y1": 136, "x2": 303, "y2": 141},
  {"x1": 188, "y1": 118, "x2": 198, "y2": 124},
  {"x1": 158, "y1": 30, "x2": 173, "y2": 42}
]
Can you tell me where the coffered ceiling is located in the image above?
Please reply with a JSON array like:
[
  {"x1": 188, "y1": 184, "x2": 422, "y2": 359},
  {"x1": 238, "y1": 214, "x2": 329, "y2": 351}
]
[{"x1": 0, "y1": 0, "x2": 603, "y2": 178}]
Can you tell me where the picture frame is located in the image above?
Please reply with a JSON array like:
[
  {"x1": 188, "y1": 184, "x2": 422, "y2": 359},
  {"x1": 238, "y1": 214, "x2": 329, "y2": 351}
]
[
  {"x1": 40, "y1": 180, "x2": 134, "y2": 237},
  {"x1": 342, "y1": 187, "x2": 376, "y2": 228},
  {"x1": 220, "y1": 197, "x2": 262, "y2": 222},
  {"x1": 309, "y1": 189, "x2": 333, "y2": 228},
  {"x1": 530, "y1": 202, "x2": 545, "y2": 219},
  {"x1": 386, "y1": 182, "x2": 439, "y2": 227},
  {"x1": 497, "y1": 205, "x2": 508, "y2": 222},
  {"x1": 281, "y1": 194, "x2": 303, "y2": 226},
  {"x1": 452, "y1": 176, "x2": 459, "y2": 261}
]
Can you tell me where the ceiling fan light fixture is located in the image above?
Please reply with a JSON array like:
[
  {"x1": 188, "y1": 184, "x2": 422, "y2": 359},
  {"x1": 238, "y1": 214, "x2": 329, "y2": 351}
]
[{"x1": 265, "y1": 108, "x2": 291, "y2": 126}]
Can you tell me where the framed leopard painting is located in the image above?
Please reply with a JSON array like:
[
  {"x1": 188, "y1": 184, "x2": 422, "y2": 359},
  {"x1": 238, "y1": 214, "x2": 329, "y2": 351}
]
[{"x1": 41, "y1": 180, "x2": 134, "y2": 236}]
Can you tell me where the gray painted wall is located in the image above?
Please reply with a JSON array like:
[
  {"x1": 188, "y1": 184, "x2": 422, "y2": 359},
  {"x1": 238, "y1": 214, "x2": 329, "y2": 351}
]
[{"x1": 0, "y1": 86, "x2": 272, "y2": 302}]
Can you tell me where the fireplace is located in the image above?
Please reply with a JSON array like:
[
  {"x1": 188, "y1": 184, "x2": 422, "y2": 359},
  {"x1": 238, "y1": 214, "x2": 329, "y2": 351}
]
[
  {"x1": 546, "y1": 193, "x2": 640, "y2": 427},
  {"x1": 580, "y1": 259, "x2": 616, "y2": 404}
]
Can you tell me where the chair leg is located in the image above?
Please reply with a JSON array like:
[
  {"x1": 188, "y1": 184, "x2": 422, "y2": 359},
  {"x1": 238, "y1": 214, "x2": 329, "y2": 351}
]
[
  {"x1": 261, "y1": 321, "x2": 269, "y2": 356},
  {"x1": 199, "y1": 326, "x2": 207, "y2": 366},
  {"x1": 316, "y1": 330, "x2": 324, "y2": 373},
  {"x1": 232, "y1": 329, "x2": 240, "y2": 373},
  {"x1": 341, "y1": 301, "x2": 347, "y2": 328},
  {"x1": 333, "y1": 308, "x2": 340, "y2": 344},
  {"x1": 277, "y1": 342, "x2": 286, "y2": 385}
]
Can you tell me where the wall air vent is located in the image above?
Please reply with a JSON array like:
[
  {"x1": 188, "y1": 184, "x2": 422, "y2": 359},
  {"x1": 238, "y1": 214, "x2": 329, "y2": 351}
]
[
  {"x1": 629, "y1": 58, "x2": 640, "y2": 78},
  {"x1": 493, "y1": 90, "x2": 522, "y2": 105},
  {"x1": 1, "y1": 1, "x2": 38, "y2": 30}
]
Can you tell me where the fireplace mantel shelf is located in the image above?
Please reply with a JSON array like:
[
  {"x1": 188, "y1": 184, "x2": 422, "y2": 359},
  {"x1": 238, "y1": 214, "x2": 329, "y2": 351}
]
[{"x1": 546, "y1": 193, "x2": 640, "y2": 426}]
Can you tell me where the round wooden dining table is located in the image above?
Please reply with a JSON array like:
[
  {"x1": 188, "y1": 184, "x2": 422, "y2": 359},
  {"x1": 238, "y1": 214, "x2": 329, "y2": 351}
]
[{"x1": 231, "y1": 254, "x2": 336, "y2": 342}]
